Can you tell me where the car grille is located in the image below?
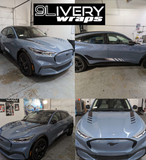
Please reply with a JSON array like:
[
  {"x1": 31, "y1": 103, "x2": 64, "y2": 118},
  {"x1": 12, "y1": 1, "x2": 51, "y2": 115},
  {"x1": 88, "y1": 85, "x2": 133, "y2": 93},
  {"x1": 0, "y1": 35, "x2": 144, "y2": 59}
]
[{"x1": 87, "y1": 138, "x2": 137, "y2": 153}]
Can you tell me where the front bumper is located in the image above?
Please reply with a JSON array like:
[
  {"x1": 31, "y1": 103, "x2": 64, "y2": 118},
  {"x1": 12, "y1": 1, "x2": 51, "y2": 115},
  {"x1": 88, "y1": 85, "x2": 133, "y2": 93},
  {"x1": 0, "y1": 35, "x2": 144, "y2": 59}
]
[
  {"x1": 37, "y1": 60, "x2": 73, "y2": 76},
  {"x1": 0, "y1": 136, "x2": 33, "y2": 160},
  {"x1": 29, "y1": 49, "x2": 74, "y2": 75},
  {"x1": 75, "y1": 132, "x2": 146, "y2": 160}
]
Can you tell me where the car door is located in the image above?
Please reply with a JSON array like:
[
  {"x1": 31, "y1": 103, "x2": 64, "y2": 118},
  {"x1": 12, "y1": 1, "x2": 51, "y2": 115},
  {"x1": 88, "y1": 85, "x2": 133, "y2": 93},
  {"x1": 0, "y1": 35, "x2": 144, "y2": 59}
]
[
  {"x1": 49, "y1": 112, "x2": 64, "y2": 142},
  {"x1": 60, "y1": 112, "x2": 70, "y2": 131},
  {"x1": 75, "y1": 33, "x2": 108, "y2": 64},
  {"x1": 1, "y1": 27, "x2": 17, "y2": 58},
  {"x1": 107, "y1": 33, "x2": 140, "y2": 63}
]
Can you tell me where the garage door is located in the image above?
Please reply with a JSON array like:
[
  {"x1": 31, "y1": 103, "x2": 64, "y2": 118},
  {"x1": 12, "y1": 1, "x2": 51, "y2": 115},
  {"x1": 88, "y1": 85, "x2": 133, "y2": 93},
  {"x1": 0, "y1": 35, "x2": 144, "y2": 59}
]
[{"x1": 0, "y1": 8, "x2": 13, "y2": 32}]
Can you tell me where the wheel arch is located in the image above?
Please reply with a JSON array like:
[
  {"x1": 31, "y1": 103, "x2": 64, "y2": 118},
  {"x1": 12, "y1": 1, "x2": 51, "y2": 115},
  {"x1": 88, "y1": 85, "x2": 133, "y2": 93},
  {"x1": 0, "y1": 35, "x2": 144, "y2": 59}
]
[
  {"x1": 139, "y1": 54, "x2": 146, "y2": 64},
  {"x1": 75, "y1": 53, "x2": 89, "y2": 66},
  {"x1": 29, "y1": 134, "x2": 49, "y2": 158},
  {"x1": 17, "y1": 48, "x2": 33, "y2": 64}
]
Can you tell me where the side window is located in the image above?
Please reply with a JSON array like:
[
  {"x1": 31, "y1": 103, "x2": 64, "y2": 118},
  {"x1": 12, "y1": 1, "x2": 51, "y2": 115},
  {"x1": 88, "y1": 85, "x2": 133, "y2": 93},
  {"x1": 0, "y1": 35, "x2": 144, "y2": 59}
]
[
  {"x1": 7, "y1": 28, "x2": 15, "y2": 37},
  {"x1": 82, "y1": 34, "x2": 104, "y2": 44},
  {"x1": 51, "y1": 112, "x2": 62, "y2": 122},
  {"x1": 107, "y1": 33, "x2": 129, "y2": 44},
  {"x1": 61, "y1": 112, "x2": 68, "y2": 119},
  {"x1": 1, "y1": 28, "x2": 7, "y2": 36},
  {"x1": 75, "y1": 37, "x2": 82, "y2": 42}
]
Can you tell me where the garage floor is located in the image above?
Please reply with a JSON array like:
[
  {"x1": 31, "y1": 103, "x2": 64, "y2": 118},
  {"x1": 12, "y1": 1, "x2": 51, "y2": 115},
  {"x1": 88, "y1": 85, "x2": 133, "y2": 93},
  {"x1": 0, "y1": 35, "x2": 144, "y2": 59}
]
[
  {"x1": 75, "y1": 115, "x2": 146, "y2": 160},
  {"x1": 75, "y1": 65, "x2": 146, "y2": 98},
  {"x1": 0, "y1": 130, "x2": 75, "y2": 160},
  {"x1": 0, "y1": 52, "x2": 75, "y2": 99}
]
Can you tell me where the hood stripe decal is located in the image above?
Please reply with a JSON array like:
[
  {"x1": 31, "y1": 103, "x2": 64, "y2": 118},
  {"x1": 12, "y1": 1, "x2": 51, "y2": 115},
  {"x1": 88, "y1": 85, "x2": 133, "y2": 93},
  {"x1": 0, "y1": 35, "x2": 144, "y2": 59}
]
[
  {"x1": 130, "y1": 111, "x2": 136, "y2": 124},
  {"x1": 87, "y1": 111, "x2": 93, "y2": 124}
]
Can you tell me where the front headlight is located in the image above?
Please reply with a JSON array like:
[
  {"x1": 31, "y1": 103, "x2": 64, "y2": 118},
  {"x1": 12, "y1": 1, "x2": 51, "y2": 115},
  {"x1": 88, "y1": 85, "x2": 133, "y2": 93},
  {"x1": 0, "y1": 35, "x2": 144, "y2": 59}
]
[
  {"x1": 29, "y1": 47, "x2": 56, "y2": 56},
  {"x1": 134, "y1": 127, "x2": 146, "y2": 139},
  {"x1": 11, "y1": 135, "x2": 35, "y2": 142},
  {"x1": 77, "y1": 128, "x2": 90, "y2": 139}
]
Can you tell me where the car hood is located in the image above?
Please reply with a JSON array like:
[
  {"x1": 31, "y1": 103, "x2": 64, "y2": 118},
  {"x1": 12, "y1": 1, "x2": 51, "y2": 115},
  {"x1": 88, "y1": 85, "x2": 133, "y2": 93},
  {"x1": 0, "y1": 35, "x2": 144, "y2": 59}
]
[
  {"x1": 19, "y1": 36, "x2": 73, "y2": 53},
  {"x1": 77, "y1": 111, "x2": 145, "y2": 138},
  {"x1": 0, "y1": 120, "x2": 44, "y2": 139}
]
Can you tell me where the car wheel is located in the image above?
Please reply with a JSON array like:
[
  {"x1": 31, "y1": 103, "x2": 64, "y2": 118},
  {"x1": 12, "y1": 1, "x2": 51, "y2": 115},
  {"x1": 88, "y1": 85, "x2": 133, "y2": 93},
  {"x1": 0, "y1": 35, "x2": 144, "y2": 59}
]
[
  {"x1": 18, "y1": 52, "x2": 32, "y2": 76},
  {"x1": 67, "y1": 124, "x2": 73, "y2": 136},
  {"x1": 0, "y1": 44, "x2": 3, "y2": 54},
  {"x1": 31, "y1": 138, "x2": 47, "y2": 160},
  {"x1": 75, "y1": 56, "x2": 87, "y2": 73},
  {"x1": 141, "y1": 58, "x2": 146, "y2": 68}
]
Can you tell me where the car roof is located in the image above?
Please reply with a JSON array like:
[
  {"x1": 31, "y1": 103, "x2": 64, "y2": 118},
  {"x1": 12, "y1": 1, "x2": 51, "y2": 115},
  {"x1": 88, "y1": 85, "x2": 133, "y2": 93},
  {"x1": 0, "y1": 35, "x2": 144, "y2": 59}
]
[
  {"x1": 4, "y1": 26, "x2": 36, "y2": 29},
  {"x1": 75, "y1": 31, "x2": 125, "y2": 37},
  {"x1": 35, "y1": 110, "x2": 68, "y2": 113}
]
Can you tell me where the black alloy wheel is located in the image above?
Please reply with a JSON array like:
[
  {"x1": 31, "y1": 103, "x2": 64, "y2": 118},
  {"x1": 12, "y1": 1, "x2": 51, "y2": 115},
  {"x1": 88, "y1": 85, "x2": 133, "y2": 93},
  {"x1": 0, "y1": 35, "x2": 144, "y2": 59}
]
[
  {"x1": 31, "y1": 138, "x2": 47, "y2": 160},
  {"x1": 67, "y1": 124, "x2": 73, "y2": 136},
  {"x1": 18, "y1": 52, "x2": 32, "y2": 76},
  {"x1": 75, "y1": 56, "x2": 87, "y2": 72},
  {"x1": 141, "y1": 58, "x2": 146, "y2": 68}
]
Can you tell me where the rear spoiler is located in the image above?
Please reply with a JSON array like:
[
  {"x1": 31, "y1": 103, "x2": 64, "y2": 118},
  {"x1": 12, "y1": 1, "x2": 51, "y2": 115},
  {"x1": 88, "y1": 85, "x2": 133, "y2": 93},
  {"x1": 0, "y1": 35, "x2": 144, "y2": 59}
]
[{"x1": 67, "y1": 39, "x2": 75, "y2": 51}]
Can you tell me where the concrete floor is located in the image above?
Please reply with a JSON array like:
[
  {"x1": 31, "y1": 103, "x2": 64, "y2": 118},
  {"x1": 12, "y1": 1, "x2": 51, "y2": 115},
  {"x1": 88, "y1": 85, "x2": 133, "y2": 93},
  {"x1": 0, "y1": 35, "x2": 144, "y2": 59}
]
[
  {"x1": 0, "y1": 52, "x2": 75, "y2": 99},
  {"x1": 75, "y1": 115, "x2": 146, "y2": 160},
  {"x1": 0, "y1": 130, "x2": 75, "y2": 160},
  {"x1": 75, "y1": 65, "x2": 146, "y2": 98}
]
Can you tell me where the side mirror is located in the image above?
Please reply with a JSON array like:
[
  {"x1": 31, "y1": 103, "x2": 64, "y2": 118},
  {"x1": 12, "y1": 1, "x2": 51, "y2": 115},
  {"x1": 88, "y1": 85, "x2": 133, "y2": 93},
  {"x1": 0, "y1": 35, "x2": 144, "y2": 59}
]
[
  {"x1": 7, "y1": 34, "x2": 15, "y2": 38},
  {"x1": 129, "y1": 40, "x2": 135, "y2": 45},
  {"x1": 133, "y1": 105, "x2": 138, "y2": 109},
  {"x1": 51, "y1": 119, "x2": 57, "y2": 124},
  {"x1": 86, "y1": 105, "x2": 90, "y2": 109},
  {"x1": 44, "y1": 32, "x2": 47, "y2": 36}
]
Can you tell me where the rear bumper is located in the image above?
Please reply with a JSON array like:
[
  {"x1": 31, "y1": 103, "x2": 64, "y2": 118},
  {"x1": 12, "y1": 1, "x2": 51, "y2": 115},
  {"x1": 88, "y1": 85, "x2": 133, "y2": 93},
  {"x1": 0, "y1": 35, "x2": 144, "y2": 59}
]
[{"x1": 75, "y1": 132, "x2": 146, "y2": 160}]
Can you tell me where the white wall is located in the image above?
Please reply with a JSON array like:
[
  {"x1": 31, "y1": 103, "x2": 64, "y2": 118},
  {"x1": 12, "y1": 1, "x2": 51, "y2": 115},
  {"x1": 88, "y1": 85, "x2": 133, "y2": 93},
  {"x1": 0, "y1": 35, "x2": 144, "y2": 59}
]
[
  {"x1": 0, "y1": 0, "x2": 14, "y2": 31},
  {"x1": 50, "y1": 99, "x2": 75, "y2": 125},
  {"x1": 0, "y1": 99, "x2": 25, "y2": 127},
  {"x1": 76, "y1": 0, "x2": 146, "y2": 40},
  {"x1": 14, "y1": 0, "x2": 30, "y2": 26}
]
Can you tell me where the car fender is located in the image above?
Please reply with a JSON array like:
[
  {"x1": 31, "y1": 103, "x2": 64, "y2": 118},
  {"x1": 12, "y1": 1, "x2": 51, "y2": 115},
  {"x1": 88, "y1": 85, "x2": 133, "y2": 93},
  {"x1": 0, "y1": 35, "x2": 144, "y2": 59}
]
[
  {"x1": 28, "y1": 134, "x2": 49, "y2": 158},
  {"x1": 75, "y1": 53, "x2": 89, "y2": 65},
  {"x1": 17, "y1": 48, "x2": 33, "y2": 63}
]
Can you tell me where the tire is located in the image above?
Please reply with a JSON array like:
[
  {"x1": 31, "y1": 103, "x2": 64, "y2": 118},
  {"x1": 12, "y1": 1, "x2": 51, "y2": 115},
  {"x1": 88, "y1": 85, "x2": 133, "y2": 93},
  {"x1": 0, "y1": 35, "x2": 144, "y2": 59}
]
[
  {"x1": 75, "y1": 56, "x2": 87, "y2": 73},
  {"x1": 67, "y1": 124, "x2": 73, "y2": 136},
  {"x1": 141, "y1": 58, "x2": 146, "y2": 68},
  {"x1": 0, "y1": 43, "x2": 3, "y2": 54},
  {"x1": 31, "y1": 138, "x2": 47, "y2": 160},
  {"x1": 18, "y1": 52, "x2": 32, "y2": 76}
]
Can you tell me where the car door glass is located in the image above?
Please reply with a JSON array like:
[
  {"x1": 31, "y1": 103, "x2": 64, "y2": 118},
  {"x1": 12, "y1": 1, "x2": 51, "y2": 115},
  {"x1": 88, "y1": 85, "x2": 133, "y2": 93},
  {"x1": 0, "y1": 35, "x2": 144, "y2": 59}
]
[
  {"x1": 7, "y1": 28, "x2": 15, "y2": 37},
  {"x1": 108, "y1": 34, "x2": 129, "y2": 44},
  {"x1": 82, "y1": 34, "x2": 104, "y2": 44},
  {"x1": 51, "y1": 112, "x2": 62, "y2": 122},
  {"x1": 1, "y1": 28, "x2": 7, "y2": 36},
  {"x1": 61, "y1": 112, "x2": 67, "y2": 119}
]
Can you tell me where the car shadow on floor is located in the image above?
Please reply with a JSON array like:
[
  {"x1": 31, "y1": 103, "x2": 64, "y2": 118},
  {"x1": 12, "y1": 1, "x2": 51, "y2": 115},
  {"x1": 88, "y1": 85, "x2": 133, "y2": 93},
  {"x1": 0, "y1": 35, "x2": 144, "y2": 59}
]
[{"x1": 76, "y1": 63, "x2": 140, "y2": 73}]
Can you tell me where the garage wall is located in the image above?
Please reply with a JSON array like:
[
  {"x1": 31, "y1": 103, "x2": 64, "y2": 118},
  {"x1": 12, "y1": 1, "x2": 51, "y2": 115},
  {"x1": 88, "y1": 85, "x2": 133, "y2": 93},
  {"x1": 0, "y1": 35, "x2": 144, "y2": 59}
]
[
  {"x1": 13, "y1": 0, "x2": 30, "y2": 26},
  {"x1": 0, "y1": 99, "x2": 25, "y2": 127},
  {"x1": 50, "y1": 99, "x2": 75, "y2": 125},
  {"x1": 32, "y1": 0, "x2": 75, "y2": 40},
  {"x1": 0, "y1": 0, "x2": 14, "y2": 31},
  {"x1": 76, "y1": 0, "x2": 146, "y2": 40}
]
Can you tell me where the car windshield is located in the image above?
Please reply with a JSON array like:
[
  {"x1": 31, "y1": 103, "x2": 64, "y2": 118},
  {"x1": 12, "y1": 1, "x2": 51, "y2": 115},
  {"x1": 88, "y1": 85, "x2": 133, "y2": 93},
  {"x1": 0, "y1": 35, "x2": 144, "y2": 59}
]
[
  {"x1": 22, "y1": 111, "x2": 53, "y2": 124},
  {"x1": 91, "y1": 99, "x2": 132, "y2": 111},
  {"x1": 14, "y1": 27, "x2": 46, "y2": 38}
]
